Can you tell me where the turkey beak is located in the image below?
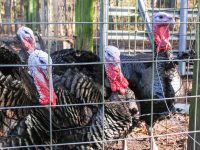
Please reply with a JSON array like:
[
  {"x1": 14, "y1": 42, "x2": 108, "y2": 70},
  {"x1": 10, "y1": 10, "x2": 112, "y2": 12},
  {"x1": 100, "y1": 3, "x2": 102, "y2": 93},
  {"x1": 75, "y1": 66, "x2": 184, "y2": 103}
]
[{"x1": 16, "y1": 32, "x2": 24, "y2": 43}]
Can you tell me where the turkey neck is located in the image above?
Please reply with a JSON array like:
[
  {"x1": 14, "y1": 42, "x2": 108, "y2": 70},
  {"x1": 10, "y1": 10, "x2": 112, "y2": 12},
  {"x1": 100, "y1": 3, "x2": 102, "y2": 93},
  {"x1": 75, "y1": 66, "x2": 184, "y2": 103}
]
[{"x1": 154, "y1": 24, "x2": 172, "y2": 59}]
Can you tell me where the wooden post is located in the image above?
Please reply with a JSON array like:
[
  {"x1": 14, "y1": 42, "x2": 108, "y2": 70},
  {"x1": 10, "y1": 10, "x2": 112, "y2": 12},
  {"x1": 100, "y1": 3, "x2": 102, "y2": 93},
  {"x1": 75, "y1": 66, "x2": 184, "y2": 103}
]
[
  {"x1": 187, "y1": 0, "x2": 200, "y2": 149},
  {"x1": 75, "y1": 0, "x2": 94, "y2": 51},
  {"x1": 13, "y1": 0, "x2": 17, "y2": 32},
  {"x1": 0, "y1": 0, "x2": 2, "y2": 34},
  {"x1": 20, "y1": 0, "x2": 24, "y2": 23},
  {"x1": 24, "y1": 0, "x2": 30, "y2": 27},
  {"x1": 47, "y1": 0, "x2": 54, "y2": 52},
  {"x1": 39, "y1": 0, "x2": 45, "y2": 35},
  {"x1": 156, "y1": 0, "x2": 176, "y2": 8},
  {"x1": 4, "y1": 0, "x2": 11, "y2": 35}
]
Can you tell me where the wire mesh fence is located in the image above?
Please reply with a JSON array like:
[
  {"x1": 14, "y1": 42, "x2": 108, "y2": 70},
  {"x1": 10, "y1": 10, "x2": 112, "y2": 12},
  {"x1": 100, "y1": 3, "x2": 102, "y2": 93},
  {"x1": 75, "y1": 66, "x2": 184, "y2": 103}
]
[{"x1": 0, "y1": 0, "x2": 199, "y2": 149}]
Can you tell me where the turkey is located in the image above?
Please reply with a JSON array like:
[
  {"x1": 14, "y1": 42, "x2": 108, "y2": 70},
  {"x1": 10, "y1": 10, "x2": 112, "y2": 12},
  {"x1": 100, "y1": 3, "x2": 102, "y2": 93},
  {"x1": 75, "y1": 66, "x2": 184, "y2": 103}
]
[
  {"x1": 0, "y1": 43, "x2": 58, "y2": 148},
  {"x1": 0, "y1": 41, "x2": 61, "y2": 148},
  {"x1": 120, "y1": 12, "x2": 186, "y2": 120},
  {"x1": 0, "y1": 27, "x2": 140, "y2": 149},
  {"x1": 0, "y1": 43, "x2": 39, "y2": 132}
]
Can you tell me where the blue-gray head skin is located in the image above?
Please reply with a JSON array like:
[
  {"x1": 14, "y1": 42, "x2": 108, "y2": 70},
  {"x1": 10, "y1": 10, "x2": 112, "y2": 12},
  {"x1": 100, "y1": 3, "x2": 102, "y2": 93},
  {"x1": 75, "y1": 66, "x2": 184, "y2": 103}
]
[
  {"x1": 16, "y1": 26, "x2": 36, "y2": 53},
  {"x1": 153, "y1": 12, "x2": 175, "y2": 28},
  {"x1": 104, "y1": 45, "x2": 121, "y2": 65}
]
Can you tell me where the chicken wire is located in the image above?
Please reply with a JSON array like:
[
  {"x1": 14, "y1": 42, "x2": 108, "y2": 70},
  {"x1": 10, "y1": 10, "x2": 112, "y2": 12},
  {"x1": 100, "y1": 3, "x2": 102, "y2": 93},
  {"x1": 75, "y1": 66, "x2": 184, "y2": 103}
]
[{"x1": 0, "y1": 0, "x2": 199, "y2": 149}]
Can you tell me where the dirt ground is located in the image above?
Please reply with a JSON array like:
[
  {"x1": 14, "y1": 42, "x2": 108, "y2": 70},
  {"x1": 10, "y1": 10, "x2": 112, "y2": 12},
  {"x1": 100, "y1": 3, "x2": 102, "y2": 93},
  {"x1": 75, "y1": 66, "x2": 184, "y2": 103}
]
[{"x1": 112, "y1": 113, "x2": 189, "y2": 150}]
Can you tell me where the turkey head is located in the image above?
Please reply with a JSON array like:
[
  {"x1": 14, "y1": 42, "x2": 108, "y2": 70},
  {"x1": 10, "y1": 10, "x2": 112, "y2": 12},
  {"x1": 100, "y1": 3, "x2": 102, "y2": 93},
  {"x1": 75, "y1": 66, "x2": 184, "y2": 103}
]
[
  {"x1": 16, "y1": 26, "x2": 36, "y2": 53},
  {"x1": 153, "y1": 12, "x2": 175, "y2": 53},
  {"x1": 104, "y1": 45, "x2": 128, "y2": 95},
  {"x1": 28, "y1": 50, "x2": 57, "y2": 106}
]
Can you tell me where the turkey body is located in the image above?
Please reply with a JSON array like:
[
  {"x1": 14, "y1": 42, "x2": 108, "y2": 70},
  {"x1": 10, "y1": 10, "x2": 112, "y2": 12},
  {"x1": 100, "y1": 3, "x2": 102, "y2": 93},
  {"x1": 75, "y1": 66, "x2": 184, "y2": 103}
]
[
  {"x1": 50, "y1": 49, "x2": 140, "y2": 149},
  {"x1": 0, "y1": 46, "x2": 39, "y2": 110},
  {"x1": 0, "y1": 48, "x2": 140, "y2": 150},
  {"x1": 0, "y1": 45, "x2": 44, "y2": 147},
  {"x1": 115, "y1": 11, "x2": 184, "y2": 120},
  {"x1": 120, "y1": 52, "x2": 185, "y2": 119}
]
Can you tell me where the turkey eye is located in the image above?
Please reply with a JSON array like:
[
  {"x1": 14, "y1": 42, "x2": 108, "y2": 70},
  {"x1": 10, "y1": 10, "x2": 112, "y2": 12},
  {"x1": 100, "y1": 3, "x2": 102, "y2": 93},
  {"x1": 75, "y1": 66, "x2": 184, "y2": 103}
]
[
  {"x1": 159, "y1": 16, "x2": 163, "y2": 19},
  {"x1": 107, "y1": 53, "x2": 112, "y2": 57},
  {"x1": 24, "y1": 30, "x2": 29, "y2": 34},
  {"x1": 39, "y1": 58, "x2": 46, "y2": 64}
]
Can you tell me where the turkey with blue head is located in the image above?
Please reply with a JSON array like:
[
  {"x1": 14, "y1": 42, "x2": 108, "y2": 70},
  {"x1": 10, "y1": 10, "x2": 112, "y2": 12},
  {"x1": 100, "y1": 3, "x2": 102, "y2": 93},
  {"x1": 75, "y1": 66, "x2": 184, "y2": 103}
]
[
  {"x1": 120, "y1": 12, "x2": 187, "y2": 122},
  {"x1": 0, "y1": 39, "x2": 58, "y2": 148},
  {"x1": 0, "y1": 27, "x2": 140, "y2": 149}
]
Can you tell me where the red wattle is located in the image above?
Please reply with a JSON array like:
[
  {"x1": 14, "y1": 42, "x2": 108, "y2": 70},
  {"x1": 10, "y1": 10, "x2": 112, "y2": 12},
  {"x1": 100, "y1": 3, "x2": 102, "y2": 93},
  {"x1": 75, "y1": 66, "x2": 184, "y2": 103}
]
[
  {"x1": 120, "y1": 75, "x2": 129, "y2": 88},
  {"x1": 154, "y1": 25, "x2": 171, "y2": 53},
  {"x1": 119, "y1": 88, "x2": 125, "y2": 95},
  {"x1": 105, "y1": 64, "x2": 129, "y2": 95},
  {"x1": 110, "y1": 82, "x2": 117, "y2": 92},
  {"x1": 35, "y1": 76, "x2": 57, "y2": 106}
]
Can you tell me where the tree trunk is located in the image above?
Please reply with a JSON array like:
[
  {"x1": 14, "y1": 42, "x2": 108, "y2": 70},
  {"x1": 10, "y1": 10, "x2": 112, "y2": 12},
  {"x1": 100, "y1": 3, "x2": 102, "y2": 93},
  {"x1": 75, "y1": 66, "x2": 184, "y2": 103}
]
[
  {"x1": 75, "y1": 0, "x2": 94, "y2": 51},
  {"x1": 187, "y1": 1, "x2": 200, "y2": 149},
  {"x1": 20, "y1": 0, "x2": 24, "y2": 20},
  {"x1": 0, "y1": 0, "x2": 2, "y2": 34},
  {"x1": 24, "y1": 0, "x2": 39, "y2": 29},
  {"x1": 38, "y1": 0, "x2": 47, "y2": 36},
  {"x1": 13, "y1": 0, "x2": 17, "y2": 32},
  {"x1": 4, "y1": 0, "x2": 11, "y2": 35},
  {"x1": 156, "y1": 0, "x2": 176, "y2": 8}
]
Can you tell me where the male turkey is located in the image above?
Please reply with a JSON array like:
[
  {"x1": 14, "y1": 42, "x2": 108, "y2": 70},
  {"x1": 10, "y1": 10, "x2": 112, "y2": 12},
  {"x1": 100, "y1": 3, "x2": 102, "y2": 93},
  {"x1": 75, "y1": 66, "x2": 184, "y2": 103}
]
[
  {"x1": 0, "y1": 42, "x2": 40, "y2": 133},
  {"x1": 0, "y1": 43, "x2": 53, "y2": 147},
  {"x1": 0, "y1": 27, "x2": 140, "y2": 149},
  {"x1": 120, "y1": 12, "x2": 186, "y2": 120}
]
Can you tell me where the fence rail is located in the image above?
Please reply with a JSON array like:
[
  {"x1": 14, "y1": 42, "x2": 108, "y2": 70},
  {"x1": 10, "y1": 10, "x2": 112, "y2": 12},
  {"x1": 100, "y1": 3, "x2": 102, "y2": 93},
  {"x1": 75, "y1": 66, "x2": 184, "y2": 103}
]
[
  {"x1": 109, "y1": 7, "x2": 198, "y2": 18},
  {"x1": 108, "y1": 30, "x2": 196, "y2": 40}
]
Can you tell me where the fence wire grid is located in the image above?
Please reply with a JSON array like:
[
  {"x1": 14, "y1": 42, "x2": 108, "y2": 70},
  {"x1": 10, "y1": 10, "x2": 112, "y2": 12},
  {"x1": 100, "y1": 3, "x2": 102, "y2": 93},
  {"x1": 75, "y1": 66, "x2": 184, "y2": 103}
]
[{"x1": 0, "y1": 0, "x2": 199, "y2": 150}]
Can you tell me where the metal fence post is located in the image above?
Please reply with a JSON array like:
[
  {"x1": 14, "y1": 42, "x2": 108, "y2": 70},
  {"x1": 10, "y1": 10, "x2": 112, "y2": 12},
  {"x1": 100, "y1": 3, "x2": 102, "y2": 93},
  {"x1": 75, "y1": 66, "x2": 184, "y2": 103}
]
[
  {"x1": 99, "y1": 0, "x2": 108, "y2": 60},
  {"x1": 179, "y1": 0, "x2": 188, "y2": 75},
  {"x1": 138, "y1": 0, "x2": 154, "y2": 47}
]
